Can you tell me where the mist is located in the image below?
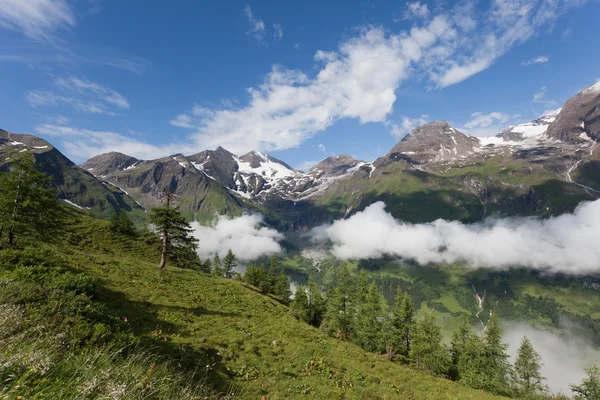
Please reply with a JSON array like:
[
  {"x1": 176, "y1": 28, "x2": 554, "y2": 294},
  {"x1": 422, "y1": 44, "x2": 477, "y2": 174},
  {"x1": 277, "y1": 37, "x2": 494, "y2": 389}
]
[
  {"x1": 309, "y1": 200, "x2": 600, "y2": 274},
  {"x1": 190, "y1": 214, "x2": 283, "y2": 262},
  {"x1": 504, "y1": 322, "x2": 600, "y2": 395}
]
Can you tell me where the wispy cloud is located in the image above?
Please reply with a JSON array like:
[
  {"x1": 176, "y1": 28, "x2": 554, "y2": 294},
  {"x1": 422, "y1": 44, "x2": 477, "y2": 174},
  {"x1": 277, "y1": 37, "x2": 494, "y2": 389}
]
[
  {"x1": 532, "y1": 86, "x2": 558, "y2": 107},
  {"x1": 390, "y1": 115, "x2": 429, "y2": 138},
  {"x1": 521, "y1": 55, "x2": 549, "y2": 66},
  {"x1": 462, "y1": 111, "x2": 520, "y2": 137},
  {"x1": 26, "y1": 76, "x2": 130, "y2": 115},
  {"x1": 244, "y1": 5, "x2": 266, "y2": 42},
  {"x1": 0, "y1": 0, "x2": 74, "y2": 42},
  {"x1": 561, "y1": 28, "x2": 572, "y2": 42},
  {"x1": 296, "y1": 160, "x2": 319, "y2": 172},
  {"x1": 273, "y1": 23, "x2": 283, "y2": 41},
  {"x1": 318, "y1": 143, "x2": 326, "y2": 152}
]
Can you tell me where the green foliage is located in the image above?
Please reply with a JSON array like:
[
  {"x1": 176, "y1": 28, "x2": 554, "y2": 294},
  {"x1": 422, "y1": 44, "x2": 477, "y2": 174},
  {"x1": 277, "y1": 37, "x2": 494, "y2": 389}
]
[
  {"x1": 306, "y1": 277, "x2": 326, "y2": 327},
  {"x1": 324, "y1": 264, "x2": 354, "y2": 340},
  {"x1": 392, "y1": 288, "x2": 415, "y2": 360},
  {"x1": 409, "y1": 310, "x2": 450, "y2": 376},
  {"x1": 223, "y1": 249, "x2": 237, "y2": 279},
  {"x1": 570, "y1": 364, "x2": 600, "y2": 400},
  {"x1": 110, "y1": 211, "x2": 137, "y2": 235},
  {"x1": 149, "y1": 199, "x2": 198, "y2": 269},
  {"x1": 354, "y1": 283, "x2": 384, "y2": 352},
  {"x1": 199, "y1": 257, "x2": 212, "y2": 273},
  {"x1": 0, "y1": 153, "x2": 60, "y2": 247},
  {"x1": 512, "y1": 336, "x2": 547, "y2": 398},
  {"x1": 212, "y1": 252, "x2": 223, "y2": 276},
  {"x1": 481, "y1": 313, "x2": 512, "y2": 396},
  {"x1": 290, "y1": 285, "x2": 309, "y2": 323},
  {"x1": 273, "y1": 271, "x2": 291, "y2": 302}
]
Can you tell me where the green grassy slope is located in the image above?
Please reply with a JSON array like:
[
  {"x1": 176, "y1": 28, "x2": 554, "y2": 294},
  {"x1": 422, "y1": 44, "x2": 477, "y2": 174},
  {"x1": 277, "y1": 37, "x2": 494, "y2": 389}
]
[{"x1": 0, "y1": 210, "x2": 505, "y2": 399}]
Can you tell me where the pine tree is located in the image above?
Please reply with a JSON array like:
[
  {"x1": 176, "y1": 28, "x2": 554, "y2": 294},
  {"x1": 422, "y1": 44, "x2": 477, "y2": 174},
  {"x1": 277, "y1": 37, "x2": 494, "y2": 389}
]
[
  {"x1": 450, "y1": 315, "x2": 476, "y2": 380},
  {"x1": 273, "y1": 272, "x2": 291, "y2": 302},
  {"x1": 0, "y1": 153, "x2": 60, "y2": 246},
  {"x1": 223, "y1": 249, "x2": 237, "y2": 278},
  {"x1": 306, "y1": 277, "x2": 326, "y2": 327},
  {"x1": 324, "y1": 264, "x2": 354, "y2": 340},
  {"x1": 481, "y1": 313, "x2": 511, "y2": 396},
  {"x1": 457, "y1": 334, "x2": 487, "y2": 390},
  {"x1": 354, "y1": 282, "x2": 384, "y2": 352},
  {"x1": 290, "y1": 286, "x2": 309, "y2": 322},
  {"x1": 392, "y1": 289, "x2": 415, "y2": 361},
  {"x1": 409, "y1": 310, "x2": 450, "y2": 376},
  {"x1": 199, "y1": 258, "x2": 212, "y2": 273},
  {"x1": 513, "y1": 336, "x2": 546, "y2": 398},
  {"x1": 570, "y1": 364, "x2": 600, "y2": 400},
  {"x1": 110, "y1": 211, "x2": 136, "y2": 235},
  {"x1": 213, "y1": 252, "x2": 223, "y2": 276}
]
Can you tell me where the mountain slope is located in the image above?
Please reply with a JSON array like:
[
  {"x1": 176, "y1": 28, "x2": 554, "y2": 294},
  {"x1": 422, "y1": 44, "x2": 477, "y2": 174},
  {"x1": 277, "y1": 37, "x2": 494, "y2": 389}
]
[{"x1": 0, "y1": 129, "x2": 145, "y2": 220}]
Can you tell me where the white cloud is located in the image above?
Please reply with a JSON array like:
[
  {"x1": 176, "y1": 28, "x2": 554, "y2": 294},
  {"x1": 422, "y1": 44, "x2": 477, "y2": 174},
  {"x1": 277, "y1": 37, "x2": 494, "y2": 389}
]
[
  {"x1": 0, "y1": 0, "x2": 74, "y2": 41},
  {"x1": 532, "y1": 86, "x2": 558, "y2": 107},
  {"x1": 318, "y1": 143, "x2": 326, "y2": 152},
  {"x1": 35, "y1": 124, "x2": 183, "y2": 161},
  {"x1": 404, "y1": 2, "x2": 430, "y2": 19},
  {"x1": 273, "y1": 23, "x2": 283, "y2": 41},
  {"x1": 296, "y1": 160, "x2": 319, "y2": 172},
  {"x1": 26, "y1": 76, "x2": 130, "y2": 115},
  {"x1": 390, "y1": 115, "x2": 429, "y2": 138},
  {"x1": 521, "y1": 55, "x2": 549, "y2": 66},
  {"x1": 561, "y1": 27, "x2": 572, "y2": 42},
  {"x1": 190, "y1": 215, "x2": 283, "y2": 262},
  {"x1": 164, "y1": 0, "x2": 585, "y2": 156},
  {"x1": 244, "y1": 5, "x2": 265, "y2": 42},
  {"x1": 462, "y1": 111, "x2": 519, "y2": 136},
  {"x1": 309, "y1": 200, "x2": 600, "y2": 275}
]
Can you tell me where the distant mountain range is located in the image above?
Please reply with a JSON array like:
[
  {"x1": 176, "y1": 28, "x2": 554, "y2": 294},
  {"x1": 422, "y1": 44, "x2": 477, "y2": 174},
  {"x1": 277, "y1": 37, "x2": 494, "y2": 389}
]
[{"x1": 2, "y1": 81, "x2": 599, "y2": 229}]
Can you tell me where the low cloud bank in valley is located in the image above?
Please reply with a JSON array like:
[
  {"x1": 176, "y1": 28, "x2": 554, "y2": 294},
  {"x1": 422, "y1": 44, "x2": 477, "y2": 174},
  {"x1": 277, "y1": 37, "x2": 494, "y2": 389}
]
[
  {"x1": 190, "y1": 214, "x2": 283, "y2": 262},
  {"x1": 310, "y1": 200, "x2": 600, "y2": 274},
  {"x1": 504, "y1": 323, "x2": 599, "y2": 395}
]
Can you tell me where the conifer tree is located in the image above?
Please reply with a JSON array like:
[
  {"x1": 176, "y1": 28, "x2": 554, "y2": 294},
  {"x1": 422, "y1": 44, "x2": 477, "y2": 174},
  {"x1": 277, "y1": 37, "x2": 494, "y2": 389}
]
[
  {"x1": 457, "y1": 334, "x2": 487, "y2": 389},
  {"x1": 0, "y1": 153, "x2": 60, "y2": 246},
  {"x1": 450, "y1": 315, "x2": 476, "y2": 380},
  {"x1": 149, "y1": 190, "x2": 198, "y2": 269},
  {"x1": 290, "y1": 286, "x2": 309, "y2": 322},
  {"x1": 213, "y1": 252, "x2": 223, "y2": 276},
  {"x1": 354, "y1": 283, "x2": 384, "y2": 352},
  {"x1": 570, "y1": 364, "x2": 600, "y2": 400},
  {"x1": 306, "y1": 277, "x2": 326, "y2": 327},
  {"x1": 409, "y1": 310, "x2": 450, "y2": 376},
  {"x1": 481, "y1": 313, "x2": 512, "y2": 396},
  {"x1": 392, "y1": 288, "x2": 415, "y2": 361},
  {"x1": 324, "y1": 264, "x2": 354, "y2": 340},
  {"x1": 273, "y1": 271, "x2": 291, "y2": 302},
  {"x1": 223, "y1": 249, "x2": 237, "y2": 278},
  {"x1": 513, "y1": 336, "x2": 546, "y2": 398},
  {"x1": 199, "y1": 258, "x2": 212, "y2": 273},
  {"x1": 110, "y1": 211, "x2": 136, "y2": 235}
]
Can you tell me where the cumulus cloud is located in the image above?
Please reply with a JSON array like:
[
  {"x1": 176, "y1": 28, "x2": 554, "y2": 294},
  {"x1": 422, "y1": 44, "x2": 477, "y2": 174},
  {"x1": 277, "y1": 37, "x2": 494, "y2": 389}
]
[
  {"x1": 190, "y1": 215, "x2": 283, "y2": 262},
  {"x1": 163, "y1": 0, "x2": 585, "y2": 156},
  {"x1": 521, "y1": 55, "x2": 549, "y2": 66},
  {"x1": 0, "y1": 0, "x2": 74, "y2": 41},
  {"x1": 404, "y1": 2, "x2": 430, "y2": 19},
  {"x1": 26, "y1": 76, "x2": 130, "y2": 115},
  {"x1": 462, "y1": 111, "x2": 519, "y2": 136},
  {"x1": 390, "y1": 115, "x2": 429, "y2": 138},
  {"x1": 309, "y1": 200, "x2": 600, "y2": 274}
]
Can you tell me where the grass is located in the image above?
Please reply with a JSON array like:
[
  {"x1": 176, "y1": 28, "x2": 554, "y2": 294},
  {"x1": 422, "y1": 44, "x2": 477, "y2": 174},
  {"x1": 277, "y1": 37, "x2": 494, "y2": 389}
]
[{"x1": 0, "y1": 209, "x2": 505, "y2": 399}]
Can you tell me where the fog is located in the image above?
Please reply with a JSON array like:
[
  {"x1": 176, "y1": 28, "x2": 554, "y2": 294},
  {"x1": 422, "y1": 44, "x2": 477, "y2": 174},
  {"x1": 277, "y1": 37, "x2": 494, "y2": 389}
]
[
  {"x1": 309, "y1": 200, "x2": 600, "y2": 274},
  {"x1": 504, "y1": 322, "x2": 600, "y2": 395},
  {"x1": 190, "y1": 214, "x2": 283, "y2": 262}
]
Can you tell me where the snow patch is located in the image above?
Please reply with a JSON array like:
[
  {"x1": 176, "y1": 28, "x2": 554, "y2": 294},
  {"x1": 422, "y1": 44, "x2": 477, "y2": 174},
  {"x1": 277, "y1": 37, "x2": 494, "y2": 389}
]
[
  {"x1": 63, "y1": 199, "x2": 84, "y2": 210},
  {"x1": 33, "y1": 145, "x2": 49, "y2": 149},
  {"x1": 581, "y1": 80, "x2": 600, "y2": 95}
]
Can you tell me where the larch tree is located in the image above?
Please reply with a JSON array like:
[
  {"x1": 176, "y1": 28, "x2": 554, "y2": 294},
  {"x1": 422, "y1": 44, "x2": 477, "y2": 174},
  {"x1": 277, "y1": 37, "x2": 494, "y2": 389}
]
[
  {"x1": 354, "y1": 282, "x2": 384, "y2": 352},
  {"x1": 513, "y1": 336, "x2": 547, "y2": 398},
  {"x1": 392, "y1": 288, "x2": 415, "y2": 361},
  {"x1": 324, "y1": 264, "x2": 354, "y2": 340},
  {"x1": 149, "y1": 190, "x2": 198, "y2": 269},
  {"x1": 306, "y1": 277, "x2": 326, "y2": 327},
  {"x1": 0, "y1": 153, "x2": 60, "y2": 247},
  {"x1": 290, "y1": 286, "x2": 309, "y2": 323},
  {"x1": 213, "y1": 252, "x2": 223, "y2": 276}
]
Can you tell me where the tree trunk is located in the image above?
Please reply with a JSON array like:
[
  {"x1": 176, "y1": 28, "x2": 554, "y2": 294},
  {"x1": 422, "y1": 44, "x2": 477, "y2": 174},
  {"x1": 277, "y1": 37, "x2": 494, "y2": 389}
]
[
  {"x1": 7, "y1": 229, "x2": 14, "y2": 247},
  {"x1": 159, "y1": 230, "x2": 167, "y2": 269}
]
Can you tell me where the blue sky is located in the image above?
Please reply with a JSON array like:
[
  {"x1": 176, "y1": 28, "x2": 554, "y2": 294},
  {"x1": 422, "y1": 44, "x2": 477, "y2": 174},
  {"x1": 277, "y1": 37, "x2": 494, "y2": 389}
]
[{"x1": 0, "y1": 0, "x2": 599, "y2": 170}]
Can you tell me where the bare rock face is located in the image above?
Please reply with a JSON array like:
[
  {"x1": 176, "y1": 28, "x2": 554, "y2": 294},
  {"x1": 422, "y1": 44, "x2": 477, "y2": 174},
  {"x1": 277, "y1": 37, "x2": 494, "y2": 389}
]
[
  {"x1": 308, "y1": 155, "x2": 361, "y2": 178},
  {"x1": 547, "y1": 81, "x2": 600, "y2": 143},
  {"x1": 387, "y1": 121, "x2": 479, "y2": 164},
  {"x1": 81, "y1": 152, "x2": 139, "y2": 176}
]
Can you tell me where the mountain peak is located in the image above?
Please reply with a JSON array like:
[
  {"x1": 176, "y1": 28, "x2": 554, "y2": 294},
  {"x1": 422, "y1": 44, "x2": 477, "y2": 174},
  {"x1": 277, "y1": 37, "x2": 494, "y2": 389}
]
[
  {"x1": 80, "y1": 152, "x2": 139, "y2": 175},
  {"x1": 309, "y1": 155, "x2": 361, "y2": 177}
]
